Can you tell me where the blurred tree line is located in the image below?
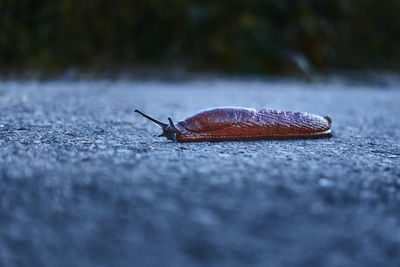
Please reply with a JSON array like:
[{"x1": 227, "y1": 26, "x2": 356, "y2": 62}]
[{"x1": 1, "y1": 0, "x2": 400, "y2": 74}]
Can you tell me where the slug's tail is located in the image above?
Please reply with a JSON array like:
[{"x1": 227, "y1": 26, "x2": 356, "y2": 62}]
[
  {"x1": 324, "y1": 116, "x2": 332, "y2": 125},
  {"x1": 135, "y1": 109, "x2": 168, "y2": 129}
]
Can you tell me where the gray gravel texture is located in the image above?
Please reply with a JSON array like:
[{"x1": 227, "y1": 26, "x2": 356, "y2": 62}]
[{"x1": 1, "y1": 78, "x2": 400, "y2": 267}]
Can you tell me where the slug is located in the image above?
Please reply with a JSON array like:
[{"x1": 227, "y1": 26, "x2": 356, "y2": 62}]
[{"x1": 135, "y1": 107, "x2": 332, "y2": 142}]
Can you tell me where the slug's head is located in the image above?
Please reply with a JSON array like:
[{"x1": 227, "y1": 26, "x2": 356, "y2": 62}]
[
  {"x1": 160, "y1": 117, "x2": 179, "y2": 141},
  {"x1": 135, "y1": 109, "x2": 179, "y2": 141}
]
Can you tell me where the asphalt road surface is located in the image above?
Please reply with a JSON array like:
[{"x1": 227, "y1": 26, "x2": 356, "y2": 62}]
[{"x1": 1, "y1": 77, "x2": 400, "y2": 266}]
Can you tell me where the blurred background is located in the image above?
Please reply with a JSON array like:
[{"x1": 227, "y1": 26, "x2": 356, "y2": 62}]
[{"x1": 2, "y1": 0, "x2": 400, "y2": 76}]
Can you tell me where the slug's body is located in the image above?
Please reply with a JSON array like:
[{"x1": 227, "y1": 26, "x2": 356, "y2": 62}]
[{"x1": 135, "y1": 107, "x2": 331, "y2": 142}]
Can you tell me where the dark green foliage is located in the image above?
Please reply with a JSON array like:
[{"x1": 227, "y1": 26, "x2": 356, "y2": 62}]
[{"x1": 1, "y1": 0, "x2": 400, "y2": 73}]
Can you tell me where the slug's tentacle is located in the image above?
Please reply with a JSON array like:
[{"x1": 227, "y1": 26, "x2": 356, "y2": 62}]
[
  {"x1": 135, "y1": 110, "x2": 167, "y2": 129},
  {"x1": 168, "y1": 118, "x2": 177, "y2": 130},
  {"x1": 135, "y1": 109, "x2": 178, "y2": 141},
  {"x1": 135, "y1": 107, "x2": 332, "y2": 142}
]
